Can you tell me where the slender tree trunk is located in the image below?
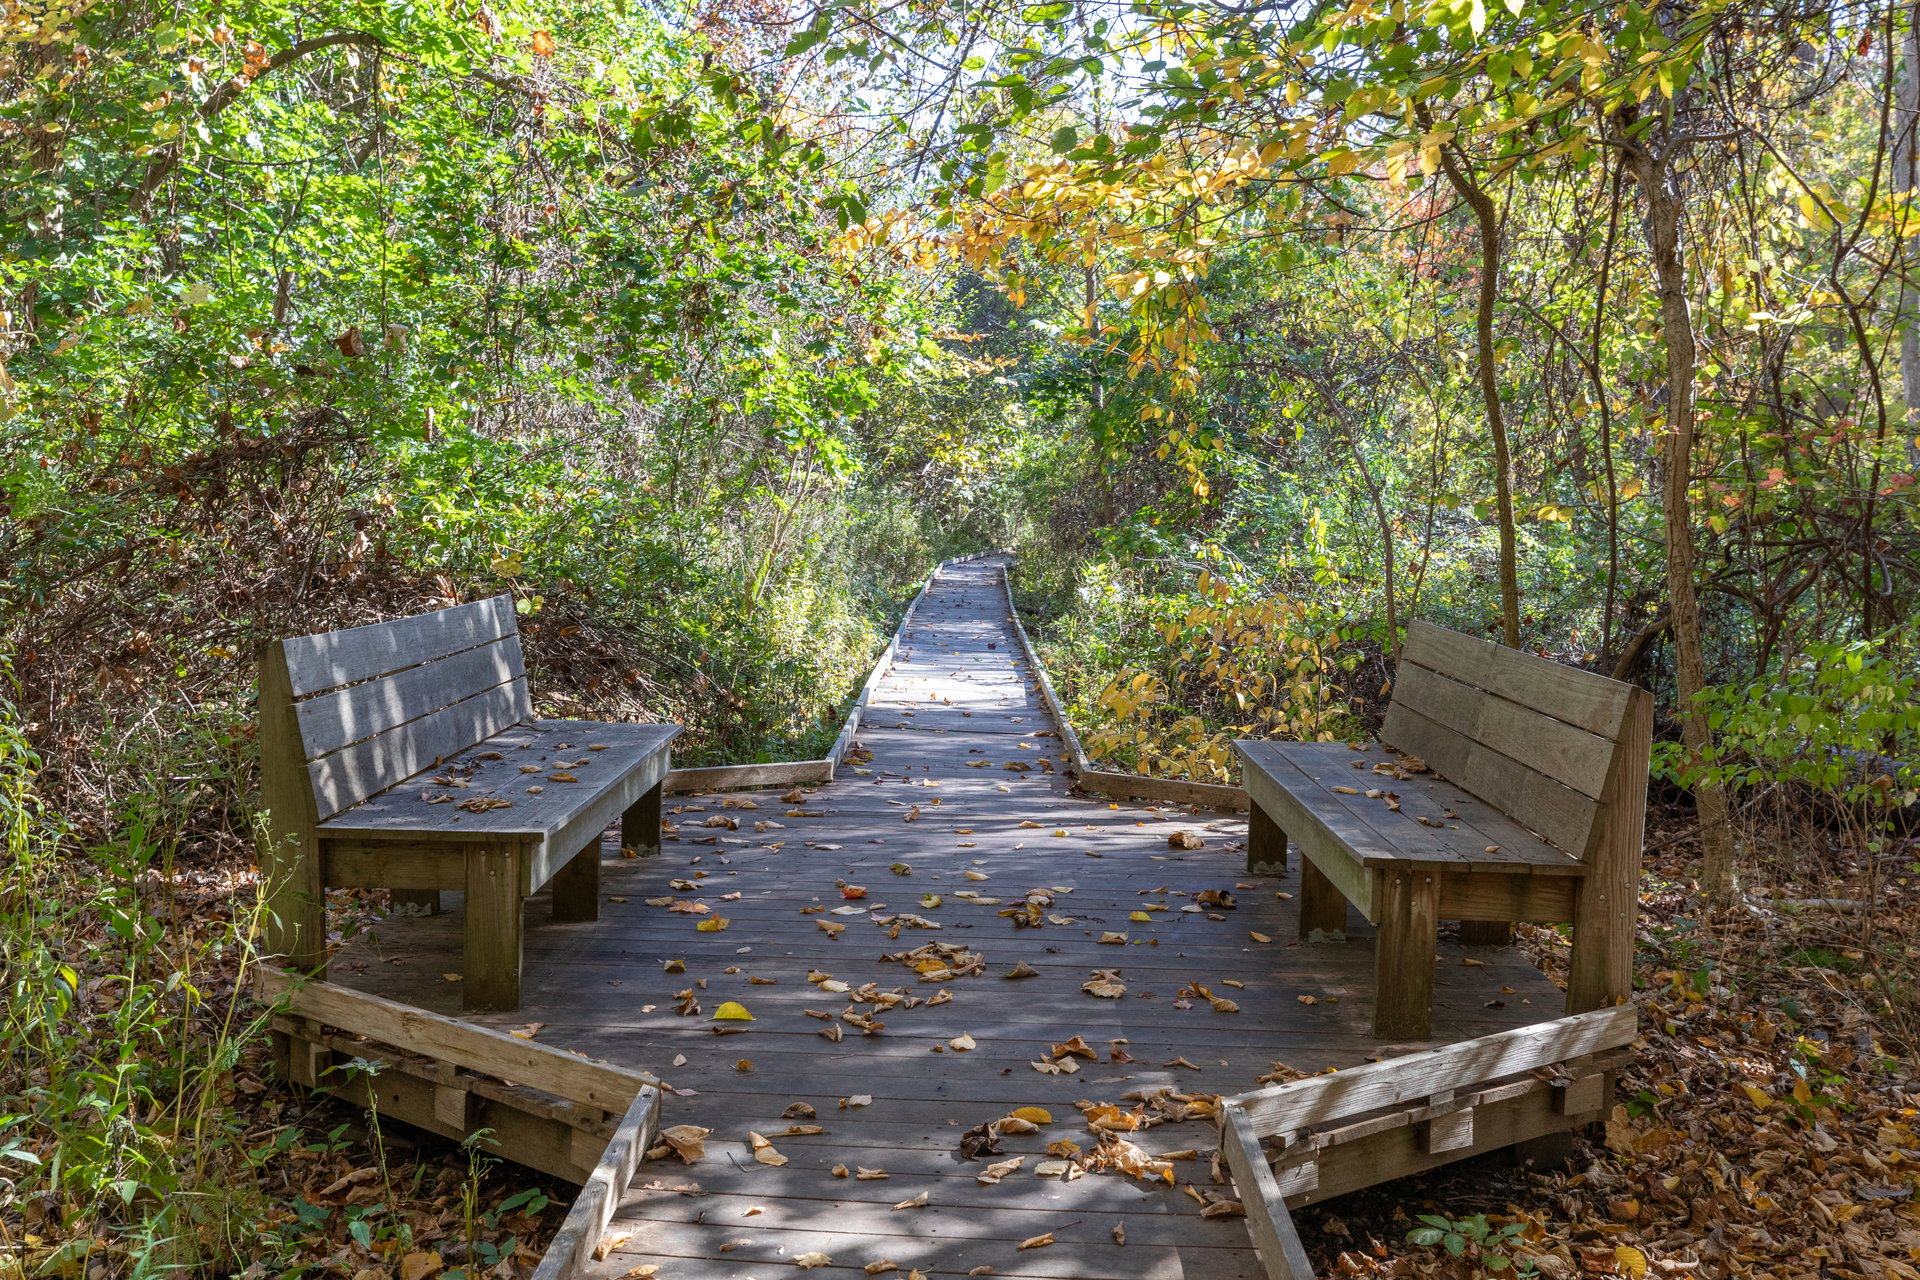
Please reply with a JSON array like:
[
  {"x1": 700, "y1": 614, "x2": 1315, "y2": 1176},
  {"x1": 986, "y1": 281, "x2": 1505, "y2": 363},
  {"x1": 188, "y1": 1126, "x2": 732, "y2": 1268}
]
[
  {"x1": 1632, "y1": 150, "x2": 1738, "y2": 904},
  {"x1": 1436, "y1": 147, "x2": 1522, "y2": 647},
  {"x1": 1898, "y1": 6, "x2": 1920, "y2": 446}
]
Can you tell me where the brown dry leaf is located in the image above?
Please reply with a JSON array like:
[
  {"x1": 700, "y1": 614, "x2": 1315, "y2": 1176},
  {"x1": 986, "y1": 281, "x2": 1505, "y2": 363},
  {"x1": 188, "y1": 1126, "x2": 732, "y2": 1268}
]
[
  {"x1": 1200, "y1": 1199, "x2": 1246, "y2": 1219},
  {"x1": 783, "y1": 1124, "x2": 825, "y2": 1136},
  {"x1": 1082, "y1": 968, "x2": 1127, "y2": 998},
  {"x1": 1018, "y1": 1233, "x2": 1056, "y2": 1250},
  {"x1": 1003, "y1": 962, "x2": 1038, "y2": 979},
  {"x1": 855, "y1": 1167, "x2": 890, "y2": 1179},
  {"x1": 980, "y1": 1155, "x2": 1028, "y2": 1186},
  {"x1": 1167, "y1": 831, "x2": 1204, "y2": 850},
  {"x1": 949, "y1": 1032, "x2": 976, "y2": 1051},
  {"x1": 794, "y1": 1253, "x2": 833, "y2": 1269},
  {"x1": 400, "y1": 1251, "x2": 444, "y2": 1280},
  {"x1": 659, "y1": 1125, "x2": 710, "y2": 1163},
  {"x1": 1113, "y1": 1223, "x2": 1126, "y2": 1245},
  {"x1": 783, "y1": 1101, "x2": 816, "y2": 1118},
  {"x1": 892, "y1": 1190, "x2": 929, "y2": 1210},
  {"x1": 865, "y1": 1264, "x2": 899, "y2": 1277}
]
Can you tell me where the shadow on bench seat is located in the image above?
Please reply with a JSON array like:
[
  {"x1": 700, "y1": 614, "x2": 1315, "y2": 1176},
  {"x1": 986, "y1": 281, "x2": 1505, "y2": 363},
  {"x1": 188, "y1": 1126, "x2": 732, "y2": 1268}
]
[
  {"x1": 258, "y1": 594, "x2": 679, "y2": 1011},
  {"x1": 1235, "y1": 620, "x2": 1650, "y2": 1040}
]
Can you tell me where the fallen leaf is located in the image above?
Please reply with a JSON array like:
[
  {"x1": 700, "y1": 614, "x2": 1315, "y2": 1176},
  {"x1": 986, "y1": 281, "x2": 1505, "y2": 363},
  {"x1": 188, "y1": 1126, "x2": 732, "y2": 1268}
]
[
  {"x1": 1018, "y1": 1233, "x2": 1055, "y2": 1250},
  {"x1": 892, "y1": 1191, "x2": 929, "y2": 1210},
  {"x1": 794, "y1": 1252, "x2": 833, "y2": 1269},
  {"x1": 950, "y1": 1033, "x2": 976, "y2": 1051},
  {"x1": 696, "y1": 917, "x2": 730, "y2": 932},
  {"x1": 400, "y1": 1251, "x2": 443, "y2": 1280},
  {"x1": 1011, "y1": 1106, "x2": 1053, "y2": 1125},
  {"x1": 658, "y1": 1125, "x2": 710, "y2": 1163},
  {"x1": 977, "y1": 1156, "x2": 1025, "y2": 1185},
  {"x1": 713, "y1": 1001, "x2": 754, "y2": 1021},
  {"x1": 1167, "y1": 831, "x2": 1204, "y2": 850}
]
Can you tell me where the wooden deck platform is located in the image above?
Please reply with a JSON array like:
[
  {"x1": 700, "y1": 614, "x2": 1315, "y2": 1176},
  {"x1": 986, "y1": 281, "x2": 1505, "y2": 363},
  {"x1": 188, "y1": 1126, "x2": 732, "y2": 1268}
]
[{"x1": 326, "y1": 559, "x2": 1572, "y2": 1280}]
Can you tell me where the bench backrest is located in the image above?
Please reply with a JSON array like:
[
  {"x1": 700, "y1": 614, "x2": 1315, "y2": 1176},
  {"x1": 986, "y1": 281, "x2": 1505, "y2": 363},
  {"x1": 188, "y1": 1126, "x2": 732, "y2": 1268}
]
[
  {"x1": 272, "y1": 596, "x2": 530, "y2": 819},
  {"x1": 1383, "y1": 621, "x2": 1646, "y2": 859}
]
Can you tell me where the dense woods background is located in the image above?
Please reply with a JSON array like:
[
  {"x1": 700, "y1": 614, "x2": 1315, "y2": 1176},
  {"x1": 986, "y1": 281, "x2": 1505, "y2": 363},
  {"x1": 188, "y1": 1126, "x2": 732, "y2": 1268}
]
[{"x1": 3, "y1": 0, "x2": 1918, "y2": 1275}]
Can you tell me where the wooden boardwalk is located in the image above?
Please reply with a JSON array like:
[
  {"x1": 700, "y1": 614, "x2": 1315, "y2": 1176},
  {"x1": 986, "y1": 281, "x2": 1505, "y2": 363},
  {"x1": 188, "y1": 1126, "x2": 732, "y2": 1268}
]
[{"x1": 329, "y1": 559, "x2": 1567, "y2": 1280}]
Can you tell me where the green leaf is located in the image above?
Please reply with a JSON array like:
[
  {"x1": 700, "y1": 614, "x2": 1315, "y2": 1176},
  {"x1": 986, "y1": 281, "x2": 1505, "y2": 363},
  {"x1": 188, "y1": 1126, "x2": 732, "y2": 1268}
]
[{"x1": 1051, "y1": 125, "x2": 1079, "y2": 153}]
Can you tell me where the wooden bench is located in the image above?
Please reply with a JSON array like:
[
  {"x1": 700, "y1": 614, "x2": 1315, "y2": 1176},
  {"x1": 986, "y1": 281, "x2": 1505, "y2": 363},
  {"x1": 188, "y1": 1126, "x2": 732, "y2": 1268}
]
[
  {"x1": 1234, "y1": 620, "x2": 1650, "y2": 1041},
  {"x1": 258, "y1": 595, "x2": 679, "y2": 1011}
]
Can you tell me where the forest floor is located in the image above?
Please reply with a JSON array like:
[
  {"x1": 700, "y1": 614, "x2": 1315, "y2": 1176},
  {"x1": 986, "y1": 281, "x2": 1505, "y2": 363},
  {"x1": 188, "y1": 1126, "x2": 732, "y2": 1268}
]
[{"x1": 6, "y1": 810, "x2": 1916, "y2": 1280}]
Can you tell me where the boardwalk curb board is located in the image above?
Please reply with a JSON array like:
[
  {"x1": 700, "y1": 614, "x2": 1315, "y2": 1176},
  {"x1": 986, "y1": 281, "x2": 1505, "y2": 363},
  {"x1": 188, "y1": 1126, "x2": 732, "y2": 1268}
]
[{"x1": 1218, "y1": 1005, "x2": 1637, "y2": 1280}]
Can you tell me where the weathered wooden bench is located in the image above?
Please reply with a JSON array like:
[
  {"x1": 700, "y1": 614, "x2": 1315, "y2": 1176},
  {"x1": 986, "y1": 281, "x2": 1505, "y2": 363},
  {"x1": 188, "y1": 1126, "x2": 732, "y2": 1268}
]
[
  {"x1": 1234, "y1": 620, "x2": 1650, "y2": 1040},
  {"x1": 258, "y1": 595, "x2": 679, "y2": 1011}
]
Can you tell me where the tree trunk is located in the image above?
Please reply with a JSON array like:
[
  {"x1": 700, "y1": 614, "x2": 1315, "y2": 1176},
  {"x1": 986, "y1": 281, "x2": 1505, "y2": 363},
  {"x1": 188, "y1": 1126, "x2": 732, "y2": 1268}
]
[
  {"x1": 1899, "y1": 7, "x2": 1920, "y2": 449},
  {"x1": 1437, "y1": 149, "x2": 1522, "y2": 647},
  {"x1": 1633, "y1": 151, "x2": 1738, "y2": 904}
]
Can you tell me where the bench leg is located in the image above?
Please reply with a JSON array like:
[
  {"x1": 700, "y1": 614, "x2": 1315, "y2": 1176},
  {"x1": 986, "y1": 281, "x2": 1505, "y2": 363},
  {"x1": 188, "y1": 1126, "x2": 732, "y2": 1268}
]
[
  {"x1": 464, "y1": 844, "x2": 524, "y2": 1012},
  {"x1": 1247, "y1": 803, "x2": 1287, "y2": 874},
  {"x1": 1297, "y1": 856, "x2": 1347, "y2": 939},
  {"x1": 1373, "y1": 867, "x2": 1440, "y2": 1041},
  {"x1": 390, "y1": 889, "x2": 441, "y2": 917},
  {"x1": 621, "y1": 779, "x2": 664, "y2": 857},
  {"x1": 550, "y1": 844, "x2": 601, "y2": 922},
  {"x1": 1458, "y1": 920, "x2": 1512, "y2": 946}
]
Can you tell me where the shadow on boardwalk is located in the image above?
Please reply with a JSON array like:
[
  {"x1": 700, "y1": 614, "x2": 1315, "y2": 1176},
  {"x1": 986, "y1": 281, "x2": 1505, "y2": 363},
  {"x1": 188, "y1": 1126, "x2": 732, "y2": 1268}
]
[{"x1": 331, "y1": 559, "x2": 1566, "y2": 1279}]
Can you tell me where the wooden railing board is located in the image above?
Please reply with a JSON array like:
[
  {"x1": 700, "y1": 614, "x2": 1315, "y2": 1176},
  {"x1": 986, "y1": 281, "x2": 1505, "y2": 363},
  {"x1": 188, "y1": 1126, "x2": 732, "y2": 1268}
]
[
  {"x1": 1226, "y1": 1004, "x2": 1634, "y2": 1140},
  {"x1": 1399, "y1": 621, "x2": 1634, "y2": 740},
  {"x1": 529, "y1": 1085, "x2": 661, "y2": 1280},
  {"x1": 295, "y1": 633, "x2": 526, "y2": 759},
  {"x1": 284, "y1": 595, "x2": 518, "y2": 697},
  {"x1": 255, "y1": 969, "x2": 659, "y2": 1112},
  {"x1": 1218, "y1": 1009, "x2": 1635, "y2": 1279}
]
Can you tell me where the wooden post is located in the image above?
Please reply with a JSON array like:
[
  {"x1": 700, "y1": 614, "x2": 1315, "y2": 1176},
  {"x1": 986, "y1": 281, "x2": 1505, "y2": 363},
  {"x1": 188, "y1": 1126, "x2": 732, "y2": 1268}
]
[
  {"x1": 1297, "y1": 857, "x2": 1347, "y2": 939},
  {"x1": 1248, "y1": 803, "x2": 1288, "y2": 874},
  {"x1": 549, "y1": 845, "x2": 600, "y2": 922},
  {"x1": 1373, "y1": 866, "x2": 1440, "y2": 1040},
  {"x1": 1567, "y1": 688, "x2": 1650, "y2": 1014},
  {"x1": 1458, "y1": 920, "x2": 1513, "y2": 946},
  {"x1": 390, "y1": 890, "x2": 441, "y2": 917},
  {"x1": 256, "y1": 643, "x2": 328, "y2": 974},
  {"x1": 464, "y1": 842, "x2": 525, "y2": 1012},
  {"x1": 621, "y1": 778, "x2": 664, "y2": 857}
]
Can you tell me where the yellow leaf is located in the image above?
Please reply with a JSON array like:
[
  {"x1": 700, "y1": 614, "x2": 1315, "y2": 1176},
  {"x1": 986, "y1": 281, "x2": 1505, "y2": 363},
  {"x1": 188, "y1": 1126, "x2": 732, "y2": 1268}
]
[
  {"x1": 1011, "y1": 1106, "x2": 1053, "y2": 1125},
  {"x1": 696, "y1": 916, "x2": 730, "y2": 932},
  {"x1": 1129, "y1": 911, "x2": 1152, "y2": 923},
  {"x1": 713, "y1": 1001, "x2": 754, "y2": 1021},
  {"x1": 1740, "y1": 1083, "x2": 1771, "y2": 1108},
  {"x1": 1615, "y1": 1246, "x2": 1649, "y2": 1278}
]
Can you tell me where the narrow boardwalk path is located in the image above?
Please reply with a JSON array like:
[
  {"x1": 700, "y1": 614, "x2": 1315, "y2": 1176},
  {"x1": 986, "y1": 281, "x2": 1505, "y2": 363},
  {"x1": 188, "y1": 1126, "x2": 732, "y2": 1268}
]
[{"x1": 333, "y1": 559, "x2": 1563, "y2": 1279}]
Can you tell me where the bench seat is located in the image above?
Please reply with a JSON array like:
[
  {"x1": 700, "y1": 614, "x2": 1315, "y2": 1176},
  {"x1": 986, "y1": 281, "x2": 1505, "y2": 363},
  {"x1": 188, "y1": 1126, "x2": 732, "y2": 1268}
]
[
  {"x1": 318, "y1": 719, "x2": 678, "y2": 893},
  {"x1": 1236, "y1": 621, "x2": 1651, "y2": 1042}
]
